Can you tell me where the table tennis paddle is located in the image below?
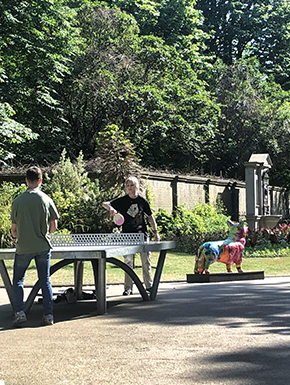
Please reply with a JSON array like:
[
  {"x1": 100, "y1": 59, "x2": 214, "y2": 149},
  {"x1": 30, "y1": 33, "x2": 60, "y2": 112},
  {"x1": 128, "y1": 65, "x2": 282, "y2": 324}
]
[{"x1": 114, "y1": 213, "x2": 124, "y2": 226}]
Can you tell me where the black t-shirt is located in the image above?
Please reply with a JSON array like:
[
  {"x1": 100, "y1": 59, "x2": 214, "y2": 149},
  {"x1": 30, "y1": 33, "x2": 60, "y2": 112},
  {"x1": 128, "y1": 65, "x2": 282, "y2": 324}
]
[{"x1": 110, "y1": 194, "x2": 152, "y2": 235}]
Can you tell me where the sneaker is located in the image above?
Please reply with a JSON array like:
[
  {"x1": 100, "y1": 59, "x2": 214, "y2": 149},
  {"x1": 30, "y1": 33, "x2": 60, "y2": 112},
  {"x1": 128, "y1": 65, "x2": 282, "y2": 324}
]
[
  {"x1": 123, "y1": 289, "x2": 133, "y2": 296},
  {"x1": 43, "y1": 314, "x2": 54, "y2": 326},
  {"x1": 13, "y1": 310, "x2": 27, "y2": 327},
  {"x1": 146, "y1": 287, "x2": 152, "y2": 293}
]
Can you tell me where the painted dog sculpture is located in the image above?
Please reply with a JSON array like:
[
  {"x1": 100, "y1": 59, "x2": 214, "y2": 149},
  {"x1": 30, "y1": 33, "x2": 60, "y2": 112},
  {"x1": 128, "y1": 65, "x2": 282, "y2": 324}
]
[{"x1": 194, "y1": 220, "x2": 248, "y2": 274}]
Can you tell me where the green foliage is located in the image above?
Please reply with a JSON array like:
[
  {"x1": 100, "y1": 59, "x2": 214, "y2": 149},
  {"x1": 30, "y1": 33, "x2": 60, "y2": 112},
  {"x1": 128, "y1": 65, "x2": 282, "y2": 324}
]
[
  {"x1": 196, "y1": 0, "x2": 290, "y2": 72},
  {"x1": 205, "y1": 58, "x2": 290, "y2": 182},
  {"x1": 116, "y1": 37, "x2": 219, "y2": 170},
  {"x1": 155, "y1": 203, "x2": 230, "y2": 253},
  {"x1": 144, "y1": 183, "x2": 155, "y2": 211},
  {"x1": 108, "y1": 0, "x2": 206, "y2": 46},
  {"x1": 0, "y1": 0, "x2": 83, "y2": 164},
  {"x1": 0, "y1": 101, "x2": 37, "y2": 164},
  {"x1": 43, "y1": 149, "x2": 104, "y2": 233},
  {"x1": 59, "y1": 4, "x2": 140, "y2": 158},
  {"x1": 1, "y1": 0, "x2": 290, "y2": 191},
  {"x1": 0, "y1": 182, "x2": 26, "y2": 247},
  {"x1": 106, "y1": 0, "x2": 160, "y2": 35},
  {"x1": 59, "y1": 3, "x2": 219, "y2": 171}
]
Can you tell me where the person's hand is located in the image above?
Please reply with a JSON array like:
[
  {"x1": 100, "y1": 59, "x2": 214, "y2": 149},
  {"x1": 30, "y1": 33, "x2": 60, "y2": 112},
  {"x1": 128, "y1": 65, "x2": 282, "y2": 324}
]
[{"x1": 109, "y1": 207, "x2": 117, "y2": 217}]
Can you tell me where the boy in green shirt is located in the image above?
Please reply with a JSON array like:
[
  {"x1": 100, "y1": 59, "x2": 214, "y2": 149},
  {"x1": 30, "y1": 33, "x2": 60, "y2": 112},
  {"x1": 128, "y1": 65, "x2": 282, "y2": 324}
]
[{"x1": 11, "y1": 166, "x2": 59, "y2": 327}]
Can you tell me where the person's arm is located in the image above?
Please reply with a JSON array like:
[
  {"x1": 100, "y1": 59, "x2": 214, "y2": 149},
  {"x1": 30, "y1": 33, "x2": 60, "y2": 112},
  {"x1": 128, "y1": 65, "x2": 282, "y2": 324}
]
[
  {"x1": 11, "y1": 223, "x2": 17, "y2": 242},
  {"x1": 49, "y1": 219, "x2": 58, "y2": 234},
  {"x1": 148, "y1": 214, "x2": 160, "y2": 242},
  {"x1": 102, "y1": 201, "x2": 118, "y2": 216}
]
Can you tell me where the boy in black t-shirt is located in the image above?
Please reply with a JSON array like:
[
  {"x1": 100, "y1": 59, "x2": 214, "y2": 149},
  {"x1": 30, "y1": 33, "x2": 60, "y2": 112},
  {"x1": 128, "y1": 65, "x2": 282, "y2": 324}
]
[{"x1": 102, "y1": 176, "x2": 160, "y2": 295}]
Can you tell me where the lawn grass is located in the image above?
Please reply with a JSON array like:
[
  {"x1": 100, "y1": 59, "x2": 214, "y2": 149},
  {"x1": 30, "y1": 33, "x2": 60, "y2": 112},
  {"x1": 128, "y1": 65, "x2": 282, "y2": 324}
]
[{"x1": 1, "y1": 251, "x2": 290, "y2": 287}]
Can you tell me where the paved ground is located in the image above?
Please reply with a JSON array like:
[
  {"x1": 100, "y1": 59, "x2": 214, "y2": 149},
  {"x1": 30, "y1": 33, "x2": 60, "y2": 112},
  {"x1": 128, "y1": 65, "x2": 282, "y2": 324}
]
[{"x1": 1, "y1": 277, "x2": 290, "y2": 385}]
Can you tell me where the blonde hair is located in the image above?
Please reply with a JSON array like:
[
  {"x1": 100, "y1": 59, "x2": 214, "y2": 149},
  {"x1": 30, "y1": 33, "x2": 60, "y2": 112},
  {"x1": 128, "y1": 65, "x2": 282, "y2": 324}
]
[{"x1": 125, "y1": 176, "x2": 139, "y2": 190}]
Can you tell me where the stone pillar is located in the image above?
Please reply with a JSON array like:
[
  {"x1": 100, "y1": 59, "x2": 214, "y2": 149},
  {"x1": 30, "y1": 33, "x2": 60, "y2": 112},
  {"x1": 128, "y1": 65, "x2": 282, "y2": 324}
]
[
  {"x1": 230, "y1": 182, "x2": 239, "y2": 222},
  {"x1": 244, "y1": 154, "x2": 273, "y2": 231},
  {"x1": 171, "y1": 176, "x2": 178, "y2": 210}
]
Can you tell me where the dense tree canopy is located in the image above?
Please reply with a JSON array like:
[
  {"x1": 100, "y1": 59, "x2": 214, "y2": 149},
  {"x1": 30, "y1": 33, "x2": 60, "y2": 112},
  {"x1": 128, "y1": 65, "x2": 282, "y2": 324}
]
[
  {"x1": 0, "y1": 0, "x2": 83, "y2": 163},
  {"x1": 196, "y1": 0, "x2": 290, "y2": 88},
  {"x1": 59, "y1": 3, "x2": 218, "y2": 172},
  {"x1": 206, "y1": 58, "x2": 290, "y2": 185},
  {"x1": 1, "y1": 0, "x2": 290, "y2": 189}
]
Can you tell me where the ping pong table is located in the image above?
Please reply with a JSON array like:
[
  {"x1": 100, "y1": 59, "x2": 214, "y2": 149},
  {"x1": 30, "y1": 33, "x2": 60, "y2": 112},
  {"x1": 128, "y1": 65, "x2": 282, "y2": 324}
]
[{"x1": 0, "y1": 233, "x2": 176, "y2": 316}]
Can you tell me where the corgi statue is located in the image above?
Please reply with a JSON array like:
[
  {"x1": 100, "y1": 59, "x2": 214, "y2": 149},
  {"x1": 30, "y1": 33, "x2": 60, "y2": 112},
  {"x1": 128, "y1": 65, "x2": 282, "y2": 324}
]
[{"x1": 194, "y1": 220, "x2": 248, "y2": 274}]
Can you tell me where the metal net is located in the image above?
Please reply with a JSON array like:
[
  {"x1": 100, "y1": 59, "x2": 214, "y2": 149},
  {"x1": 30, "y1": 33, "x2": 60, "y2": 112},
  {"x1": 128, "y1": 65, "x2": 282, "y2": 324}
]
[{"x1": 50, "y1": 233, "x2": 145, "y2": 247}]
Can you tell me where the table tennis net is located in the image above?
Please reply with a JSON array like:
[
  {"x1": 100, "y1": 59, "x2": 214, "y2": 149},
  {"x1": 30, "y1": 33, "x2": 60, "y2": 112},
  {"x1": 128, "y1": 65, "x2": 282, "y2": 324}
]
[{"x1": 50, "y1": 233, "x2": 145, "y2": 247}]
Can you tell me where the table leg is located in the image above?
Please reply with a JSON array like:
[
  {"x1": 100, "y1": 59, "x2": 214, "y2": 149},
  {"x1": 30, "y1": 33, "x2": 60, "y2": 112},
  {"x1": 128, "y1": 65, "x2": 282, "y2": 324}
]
[
  {"x1": 91, "y1": 256, "x2": 107, "y2": 315},
  {"x1": 74, "y1": 261, "x2": 84, "y2": 299},
  {"x1": 0, "y1": 260, "x2": 14, "y2": 310},
  {"x1": 106, "y1": 257, "x2": 149, "y2": 301},
  {"x1": 150, "y1": 249, "x2": 167, "y2": 300}
]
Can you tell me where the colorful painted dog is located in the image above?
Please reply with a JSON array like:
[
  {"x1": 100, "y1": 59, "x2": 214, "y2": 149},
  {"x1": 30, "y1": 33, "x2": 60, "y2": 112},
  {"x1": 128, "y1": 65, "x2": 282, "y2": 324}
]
[{"x1": 194, "y1": 220, "x2": 248, "y2": 274}]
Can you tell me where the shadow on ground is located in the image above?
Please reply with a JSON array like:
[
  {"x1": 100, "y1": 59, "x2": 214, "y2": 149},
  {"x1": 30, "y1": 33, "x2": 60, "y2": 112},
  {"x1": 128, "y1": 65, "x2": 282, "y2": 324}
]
[
  {"x1": 1, "y1": 278, "x2": 290, "y2": 385},
  {"x1": 1, "y1": 279, "x2": 290, "y2": 334}
]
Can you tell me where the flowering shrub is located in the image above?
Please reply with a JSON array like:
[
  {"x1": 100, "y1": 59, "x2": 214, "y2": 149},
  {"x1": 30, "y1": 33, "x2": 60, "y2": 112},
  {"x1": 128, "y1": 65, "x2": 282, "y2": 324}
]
[{"x1": 245, "y1": 223, "x2": 290, "y2": 258}]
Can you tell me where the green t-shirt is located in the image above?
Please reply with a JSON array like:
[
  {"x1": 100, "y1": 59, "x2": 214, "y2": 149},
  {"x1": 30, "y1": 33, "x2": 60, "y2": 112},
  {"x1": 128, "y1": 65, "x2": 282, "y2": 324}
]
[{"x1": 11, "y1": 189, "x2": 60, "y2": 254}]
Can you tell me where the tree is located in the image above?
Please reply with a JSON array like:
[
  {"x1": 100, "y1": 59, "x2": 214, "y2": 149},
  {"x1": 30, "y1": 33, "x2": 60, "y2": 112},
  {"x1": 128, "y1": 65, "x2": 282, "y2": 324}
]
[
  {"x1": 60, "y1": 3, "x2": 219, "y2": 171},
  {"x1": 95, "y1": 124, "x2": 142, "y2": 196},
  {"x1": 105, "y1": 0, "x2": 161, "y2": 35},
  {"x1": 196, "y1": 0, "x2": 290, "y2": 89},
  {"x1": 107, "y1": 0, "x2": 205, "y2": 45},
  {"x1": 115, "y1": 34, "x2": 219, "y2": 171},
  {"x1": 105, "y1": 0, "x2": 210, "y2": 73},
  {"x1": 204, "y1": 58, "x2": 290, "y2": 184},
  {"x1": 0, "y1": 0, "x2": 83, "y2": 164},
  {"x1": 154, "y1": 0, "x2": 204, "y2": 46},
  {"x1": 59, "y1": 4, "x2": 140, "y2": 158},
  {"x1": 0, "y1": 100, "x2": 37, "y2": 165}
]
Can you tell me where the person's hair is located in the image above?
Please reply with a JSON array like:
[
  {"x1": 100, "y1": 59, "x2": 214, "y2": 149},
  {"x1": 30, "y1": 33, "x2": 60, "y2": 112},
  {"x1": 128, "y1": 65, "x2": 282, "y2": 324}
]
[
  {"x1": 26, "y1": 166, "x2": 42, "y2": 182},
  {"x1": 125, "y1": 176, "x2": 139, "y2": 189}
]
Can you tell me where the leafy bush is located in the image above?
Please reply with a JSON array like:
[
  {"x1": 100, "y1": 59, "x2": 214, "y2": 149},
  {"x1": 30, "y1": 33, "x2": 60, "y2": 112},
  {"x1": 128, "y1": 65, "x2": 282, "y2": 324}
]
[
  {"x1": 155, "y1": 203, "x2": 230, "y2": 253},
  {"x1": 0, "y1": 143, "x2": 142, "y2": 242},
  {"x1": 43, "y1": 150, "x2": 106, "y2": 233},
  {"x1": 0, "y1": 182, "x2": 26, "y2": 247}
]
